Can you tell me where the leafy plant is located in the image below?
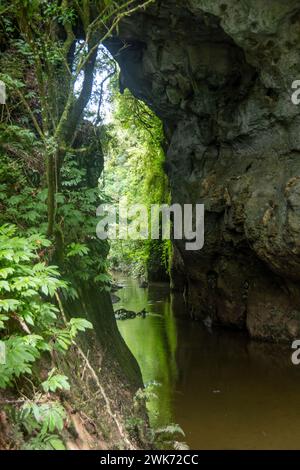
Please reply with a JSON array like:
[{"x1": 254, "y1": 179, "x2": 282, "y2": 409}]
[
  {"x1": 103, "y1": 88, "x2": 170, "y2": 279},
  {"x1": 0, "y1": 224, "x2": 92, "y2": 447},
  {"x1": 41, "y1": 369, "x2": 70, "y2": 393}
]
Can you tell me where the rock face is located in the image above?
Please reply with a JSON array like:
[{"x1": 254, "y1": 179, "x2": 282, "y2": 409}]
[{"x1": 106, "y1": 0, "x2": 300, "y2": 342}]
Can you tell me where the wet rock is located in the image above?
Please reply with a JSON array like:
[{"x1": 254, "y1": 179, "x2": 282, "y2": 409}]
[
  {"x1": 111, "y1": 283, "x2": 123, "y2": 292},
  {"x1": 110, "y1": 293, "x2": 121, "y2": 305},
  {"x1": 115, "y1": 308, "x2": 137, "y2": 320},
  {"x1": 115, "y1": 308, "x2": 148, "y2": 320},
  {"x1": 203, "y1": 315, "x2": 213, "y2": 330}
]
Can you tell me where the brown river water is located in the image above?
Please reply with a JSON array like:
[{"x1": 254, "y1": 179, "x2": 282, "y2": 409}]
[{"x1": 114, "y1": 276, "x2": 300, "y2": 449}]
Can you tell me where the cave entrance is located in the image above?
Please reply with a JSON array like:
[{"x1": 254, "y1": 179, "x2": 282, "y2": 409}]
[{"x1": 84, "y1": 45, "x2": 170, "y2": 283}]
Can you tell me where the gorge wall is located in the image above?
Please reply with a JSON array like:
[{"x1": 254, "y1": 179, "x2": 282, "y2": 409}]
[{"x1": 106, "y1": 0, "x2": 300, "y2": 342}]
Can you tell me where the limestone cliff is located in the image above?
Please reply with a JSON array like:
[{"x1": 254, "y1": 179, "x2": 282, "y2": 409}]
[{"x1": 106, "y1": 0, "x2": 300, "y2": 341}]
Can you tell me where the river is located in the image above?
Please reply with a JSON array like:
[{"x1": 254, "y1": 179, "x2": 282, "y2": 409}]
[{"x1": 114, "y1": 276, "x2": 300, "y2": 449}]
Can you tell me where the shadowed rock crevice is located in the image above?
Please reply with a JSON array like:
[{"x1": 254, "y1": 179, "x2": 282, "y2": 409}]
[{"x1": 106, "y1": 0, "x2": 300, "y2": 342}]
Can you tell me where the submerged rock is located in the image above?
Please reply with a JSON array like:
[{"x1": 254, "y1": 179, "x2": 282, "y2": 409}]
[{"x1": 106, "y1": 0, "x2": 300, "y2": 342}]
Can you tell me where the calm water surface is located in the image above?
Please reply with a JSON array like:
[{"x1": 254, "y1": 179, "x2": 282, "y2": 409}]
[{"x1": 115, "y1": 276, "x2": 300, "y2": 449}]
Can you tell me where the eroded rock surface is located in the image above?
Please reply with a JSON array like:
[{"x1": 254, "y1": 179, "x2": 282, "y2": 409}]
[{"x1": 106, "y1": 0, "x2": 300, "y2": 341}]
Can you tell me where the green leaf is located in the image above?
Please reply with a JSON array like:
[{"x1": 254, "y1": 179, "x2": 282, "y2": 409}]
[
  {"x1": 41, "y1": 373, "x2": 70, "y2": 393},
  {"x1": 66, "y1": 243, "x2": 89, "y2": 258}
]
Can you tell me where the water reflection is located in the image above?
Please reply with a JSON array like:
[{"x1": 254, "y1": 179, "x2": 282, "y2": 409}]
[
  {"x1": 116, "y1": 277, "x2": 178, "y2": 427},
  {"x1": 115, "y1": 276, "x2": 300, "y2": 449}
]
